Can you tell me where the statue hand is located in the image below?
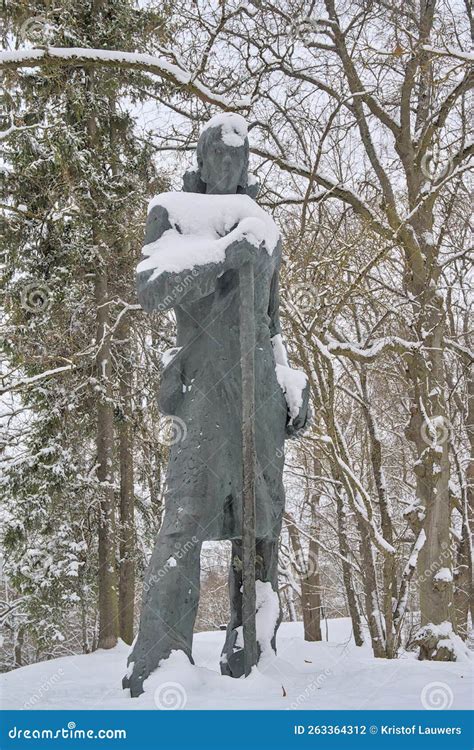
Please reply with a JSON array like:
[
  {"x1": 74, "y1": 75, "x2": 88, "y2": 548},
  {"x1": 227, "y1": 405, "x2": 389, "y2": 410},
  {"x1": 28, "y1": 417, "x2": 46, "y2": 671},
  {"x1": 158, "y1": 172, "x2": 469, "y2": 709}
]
[
  {"x1": 225, "y1": 238, "x2": 262, "y2": 269},
  {"x1": 286, "y1": 379, "x2": 311, "y2": 439}
]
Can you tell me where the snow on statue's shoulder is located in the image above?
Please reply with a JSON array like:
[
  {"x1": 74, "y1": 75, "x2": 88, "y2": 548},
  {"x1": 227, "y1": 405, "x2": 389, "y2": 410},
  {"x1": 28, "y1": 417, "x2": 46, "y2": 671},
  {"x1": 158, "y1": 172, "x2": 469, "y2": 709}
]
[{"x1": 137, "y1": 192, "x2": 280, "y2": 279}]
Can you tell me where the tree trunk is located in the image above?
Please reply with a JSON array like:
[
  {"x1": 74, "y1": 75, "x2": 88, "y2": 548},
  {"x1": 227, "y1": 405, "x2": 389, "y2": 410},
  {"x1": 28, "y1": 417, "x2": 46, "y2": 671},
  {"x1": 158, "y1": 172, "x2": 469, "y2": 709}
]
[
  {"x1": 359, "y1": 366, "x2": 397, "y2": 656},
  {"x1": 284, "y1": 511, "x2": 322, "y2": 641},
  {"x1": 118, "y1": 315, "x2": 135, "y2": 645},
  {"x1": 283, "y1": 578, "x2": 298, "y2": 622},
  {"x1": 302, "y1": 479, "x2": 322, "y2": 641},
  {"x1": 334, "y1": 489, "x2": 364, "y2": 646},
  {"x1": 450, "y1": 314, "x2": 474, "y2": 639},
  {"x1": 454, "y1": 515, "x2": 471, "y2": 640},
  {"x1": 301, "y1": 544, "x2": 322, "y2": 641},
  {"x1": 398, "y1": 0, "x2": 455, "y2": 660},
  {"x1": 14, "y1": 624, "x2": 24, "y2": 667},
  {"x1": 86, "y1": 67, "x2": 118, "y2": 651},
  {"x1": 95, "y1": 266, "x2": 119, "y2": 649},
  {"x1": 357, "y1": 516, "x2": 386, "y2": 658},
  {"x1": 79, "y1": 578, "x2": 90, "y2": 653},
  {"x1": 335, "y1": 490, "x2": 364, "y2": 646},
  {"x1": 405, "y1": 286, "x2": 454, "y2": 660},
  {"x1": 453, "y1": 376, "x2": 473, "y2": 639}
]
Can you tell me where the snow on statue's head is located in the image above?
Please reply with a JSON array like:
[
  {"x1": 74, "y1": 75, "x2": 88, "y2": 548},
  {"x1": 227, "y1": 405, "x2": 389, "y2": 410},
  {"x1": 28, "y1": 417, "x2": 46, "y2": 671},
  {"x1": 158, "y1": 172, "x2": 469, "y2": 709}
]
[{"x1": 183, "y1": 113, "x2": 259, "y2": 198}]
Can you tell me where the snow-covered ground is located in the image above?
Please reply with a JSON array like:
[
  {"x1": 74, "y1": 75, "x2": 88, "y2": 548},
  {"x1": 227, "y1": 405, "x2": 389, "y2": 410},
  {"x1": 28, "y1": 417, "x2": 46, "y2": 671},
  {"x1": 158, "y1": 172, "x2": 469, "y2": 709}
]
[{"x1": 1, "y1": 619, "x2": 472, "y2": 711}]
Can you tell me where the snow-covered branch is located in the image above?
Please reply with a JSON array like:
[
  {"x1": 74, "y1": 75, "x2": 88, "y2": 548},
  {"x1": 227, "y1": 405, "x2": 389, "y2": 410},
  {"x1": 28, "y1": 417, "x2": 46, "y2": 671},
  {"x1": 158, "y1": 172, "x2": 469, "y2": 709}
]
[
  {"x1": 325, "y1": 336, "x2": 422, "y2": 362},
  {"x1": 0, "y1": 47, "x2": 250, "y2": 112},
  {"x1": 422, "y1": 45, "x2": 474, "y2": 64},
  {"x1": 0, "y1": 364, "x2": 75, "y2": 395}
]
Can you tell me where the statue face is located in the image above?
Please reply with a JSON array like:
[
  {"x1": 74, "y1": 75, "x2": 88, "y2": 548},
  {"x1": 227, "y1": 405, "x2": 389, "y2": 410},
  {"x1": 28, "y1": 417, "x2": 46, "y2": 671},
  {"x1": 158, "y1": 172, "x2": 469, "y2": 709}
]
[{"x1": 200, "y1": 128, "x2": 246, "y2": 195}]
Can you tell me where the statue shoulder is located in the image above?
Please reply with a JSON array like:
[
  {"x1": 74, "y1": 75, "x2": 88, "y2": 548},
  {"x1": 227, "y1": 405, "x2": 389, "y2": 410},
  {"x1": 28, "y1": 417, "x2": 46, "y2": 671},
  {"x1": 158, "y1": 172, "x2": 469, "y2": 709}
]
[
  {"x1": 144, "y1": 204, "x2": 172, "y2": 245},
  {"x1": 242, "y1": 174, "x2": 259, "y2": 199},
  {"x1": 182, "y1": 169, "x2": 206, "y2": 193}
]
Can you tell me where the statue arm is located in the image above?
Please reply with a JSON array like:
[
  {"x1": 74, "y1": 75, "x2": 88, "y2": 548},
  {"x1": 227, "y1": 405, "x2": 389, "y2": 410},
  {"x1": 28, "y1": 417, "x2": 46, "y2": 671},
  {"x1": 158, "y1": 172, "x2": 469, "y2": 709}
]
[
  {"x1": 137, "y1": 205, "x2": 174, "y2": 312},
  {"x1": 137, "y1": 262, "x2": 222, "y2": 314},
  {"x1": 137, "y1": 205, "x2": 259, "y2": 313},
  {"x1": 268, "y1": 260, "x2": 311, "y2": 437}
]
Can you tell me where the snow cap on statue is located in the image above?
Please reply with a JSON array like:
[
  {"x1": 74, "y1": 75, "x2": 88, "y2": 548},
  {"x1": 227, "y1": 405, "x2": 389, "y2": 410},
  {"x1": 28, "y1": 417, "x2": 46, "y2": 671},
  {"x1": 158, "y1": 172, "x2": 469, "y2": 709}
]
[
  {"x1": 183, "y1": 113, "x2": 258, "y2": 197},
  {"x1": 200, "y1": 112, "x2": 248, "y2": 147}
]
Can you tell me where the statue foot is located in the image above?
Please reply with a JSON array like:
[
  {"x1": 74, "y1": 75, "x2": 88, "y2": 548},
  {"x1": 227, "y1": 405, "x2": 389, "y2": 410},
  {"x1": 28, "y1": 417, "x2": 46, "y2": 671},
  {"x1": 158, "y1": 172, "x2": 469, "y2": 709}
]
[
  {"x1": 220, "y1": 627, "x2": 270, "y2": 678},
  {"x1": 122, "y1": 663, "x2": 146, "y2": 698},
  {"x1": 220, "y1": 648, "x2": 245, "y2": 678},
  {"x1": 122, "y1": 674, "x2": 145, "y2": 697},
  {"x1": 123, "y1": 646, "x2": 195, "y2": 697},
  {"x1": 220, "y1": 628, "x2": 246, "y2": 678}
]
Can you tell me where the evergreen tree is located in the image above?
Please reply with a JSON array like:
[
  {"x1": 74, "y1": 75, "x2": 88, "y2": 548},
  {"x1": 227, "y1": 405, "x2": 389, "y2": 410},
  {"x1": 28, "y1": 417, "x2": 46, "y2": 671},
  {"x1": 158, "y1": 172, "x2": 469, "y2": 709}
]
[{"x1": 1, "y1": 0, "x2": 170, "y2": 659}]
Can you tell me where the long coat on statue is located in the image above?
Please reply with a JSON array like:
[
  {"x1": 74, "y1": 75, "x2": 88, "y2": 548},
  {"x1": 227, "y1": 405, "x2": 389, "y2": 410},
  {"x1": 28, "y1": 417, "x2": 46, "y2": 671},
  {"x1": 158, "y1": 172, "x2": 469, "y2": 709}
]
[
  {"x1": 124, "y1": 113, "x2": 310, "y2": 697},
  {"x1": 137, "y1": 195, "x2": 289, "y2": 543}
]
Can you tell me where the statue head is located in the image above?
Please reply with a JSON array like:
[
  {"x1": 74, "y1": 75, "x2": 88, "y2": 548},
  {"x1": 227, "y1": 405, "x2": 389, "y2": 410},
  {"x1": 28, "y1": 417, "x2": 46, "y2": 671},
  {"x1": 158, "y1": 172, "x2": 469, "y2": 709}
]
[{"x1": 183, "y1": 113, "x2": 258, "y2": 198}]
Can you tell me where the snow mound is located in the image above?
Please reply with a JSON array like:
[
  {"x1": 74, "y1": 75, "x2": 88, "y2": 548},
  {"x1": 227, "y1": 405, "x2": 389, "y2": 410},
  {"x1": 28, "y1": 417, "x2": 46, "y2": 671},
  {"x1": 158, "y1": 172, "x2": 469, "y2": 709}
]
[
  {"x1": 144, "y1": 649, "x2": 280, "y2": 711},
  {"x1": 1, "y1": 620, "x2": 472, "y2": 711},
  {"x1": 416, "y1": 621, "x2": 471, "y2": 662},
  {"x1": 138, "y1": 193, "x2": 280, "y2": 279}
]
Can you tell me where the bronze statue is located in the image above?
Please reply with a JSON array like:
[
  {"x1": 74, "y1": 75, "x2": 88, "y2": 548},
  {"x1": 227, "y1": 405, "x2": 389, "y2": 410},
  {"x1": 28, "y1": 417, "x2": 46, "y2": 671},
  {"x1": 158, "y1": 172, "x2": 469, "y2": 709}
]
[{"x1": 124, "y1": 114, "x2": 309, "y2": 697}]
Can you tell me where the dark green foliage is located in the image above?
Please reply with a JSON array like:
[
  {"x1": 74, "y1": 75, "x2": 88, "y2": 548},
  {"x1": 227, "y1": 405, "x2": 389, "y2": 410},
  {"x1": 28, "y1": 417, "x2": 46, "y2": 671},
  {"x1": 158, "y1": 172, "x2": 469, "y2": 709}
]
[{"x1": 1, "y1": 0, "x2": 171, "y2": 664}]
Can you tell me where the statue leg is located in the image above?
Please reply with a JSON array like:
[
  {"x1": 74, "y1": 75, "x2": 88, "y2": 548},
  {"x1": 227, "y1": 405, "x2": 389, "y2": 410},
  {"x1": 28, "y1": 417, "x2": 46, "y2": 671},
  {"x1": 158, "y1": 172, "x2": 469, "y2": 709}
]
[
  {"x1": 220, "y1": 537, "x2": 281, "y2": 677},
  {"x1": 123, "y1": 509, "x2": 202, "y2": 697}
]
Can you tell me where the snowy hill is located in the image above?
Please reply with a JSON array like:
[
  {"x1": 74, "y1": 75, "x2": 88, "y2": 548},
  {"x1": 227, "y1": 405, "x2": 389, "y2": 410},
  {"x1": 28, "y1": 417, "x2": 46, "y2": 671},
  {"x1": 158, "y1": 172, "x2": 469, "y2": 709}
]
[{"x1": 1, "y1": 619, "x2": 472, "y2": 711}]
